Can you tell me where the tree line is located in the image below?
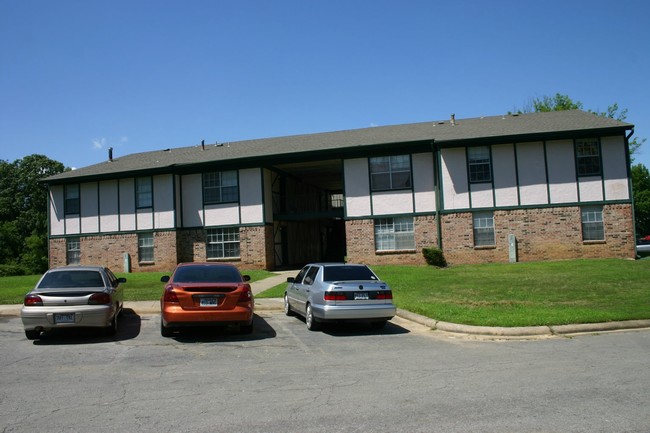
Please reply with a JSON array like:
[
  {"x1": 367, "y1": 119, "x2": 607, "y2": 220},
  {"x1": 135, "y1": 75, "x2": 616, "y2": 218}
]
[{"x1": 1, "y1": 95, "x2": 648, "y2": 276}]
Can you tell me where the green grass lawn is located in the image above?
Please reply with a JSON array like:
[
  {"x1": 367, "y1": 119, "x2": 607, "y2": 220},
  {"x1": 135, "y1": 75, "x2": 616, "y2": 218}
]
[{"x1": 2, "y1": 259, "x2": 649, "y2": 327}]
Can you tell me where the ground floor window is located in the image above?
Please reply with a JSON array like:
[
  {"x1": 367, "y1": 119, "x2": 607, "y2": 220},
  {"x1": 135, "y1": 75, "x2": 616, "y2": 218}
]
[
  {"x1": 473, "y1": 211, "x2": 495, "y2": 246},
  {"x1": 66, "y1": 237, "x2": 80, "y2": 265},
  {"x1": 582, "y1": 206, "x2": 604, "y2": 241},
  {"x1": 207, "y1": 227, "x2": 240, "y2": 259},
  {"x1": 138, "y1": 232, "x2": 154, "y2": 262},
  {"x1": 374, "y1": 217, "x2": 415, "y2": 251}
]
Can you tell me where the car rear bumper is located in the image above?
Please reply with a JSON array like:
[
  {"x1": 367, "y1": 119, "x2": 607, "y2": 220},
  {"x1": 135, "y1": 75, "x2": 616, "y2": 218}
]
[
  {"x1": 21, "y1": 305, "x2": 115, "y2": 331},
  {"x1": 161, "y1": 304, "x2": 254, "y2": 327},
  {"x1": 312, "y1": 304, "x2": 396, "y2": 321}
]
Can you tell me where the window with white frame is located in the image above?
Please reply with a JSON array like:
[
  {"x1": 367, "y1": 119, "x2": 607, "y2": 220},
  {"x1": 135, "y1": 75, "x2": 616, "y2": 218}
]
[
  {"x1": 468, "y1": 146, "x2": 492, "y2": 183},
  {"x1": 138, "y1": 232, "x2": 154, "y2": 262},
  {"x1": 64, "y1": 184, "x2": 80, "y2": 215},
  {"x1": 575, "y1": 138, "x2": 601, "y2": 177},
  {"x1": 369, "y1": 155, "x2": 412, "y2": 191},
  {"x1": 581, "y1": 205, "x2": 604, "y2": 241},
  {"x1": 136, "y1": 177, "x2": 153, "y2": 208},
  {"x1": 203, "y1": 171, "x2": 238, "y2": 204},
  {"x1": 66, "y1": 237, "x2": 80, "y2": 265},
  {"x1": 473, "y1": 211, "x2": 495, "y2": 246},
  {"x1": 206, "y1": 227, "x2": 240, "y2": 259},
  {"x1": 374, "y1": 217, "x2": 415, "y2": 251}
]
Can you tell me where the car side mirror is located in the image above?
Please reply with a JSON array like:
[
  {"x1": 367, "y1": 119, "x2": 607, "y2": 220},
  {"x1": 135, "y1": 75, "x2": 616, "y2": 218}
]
[
  {"x1": 287, "y1": 277, "x2": 295, "y2": 283},
  {"x1": 118, "y1": 277, "x2": 127, "y2": 284},
  {"x1": 242, "y1": 275, "x2": 251, "y2": 282},
  {"x1": 160, "y1": 276, "x2": 170, "y2": 283}
]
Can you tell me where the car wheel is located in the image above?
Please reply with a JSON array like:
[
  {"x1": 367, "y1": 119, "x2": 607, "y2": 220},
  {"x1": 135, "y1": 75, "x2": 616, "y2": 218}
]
[
  {"x1": 284, "y1": 294, "x2": 294, "y2": 316},
  {"x1": 104, "y1": 314, "x2": 118, "y2": 336},
  {"x1": 160, "y1": 319, "x2": 172, "y2": 337},
  {"x1": 305, "y1": 304, "x2": 320, "y2": 331},
  {"x1": 25, "y1": 330, "x2": 40, "y2": 340}
]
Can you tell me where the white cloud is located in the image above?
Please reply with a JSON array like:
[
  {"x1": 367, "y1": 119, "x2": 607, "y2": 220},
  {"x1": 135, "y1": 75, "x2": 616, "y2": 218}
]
[
  {"x1": 92, "y1": 137, "x2": 107, "y2": 149},
  {"x1": 119, "y1": 136, "x2": 128, "y2": 143}
]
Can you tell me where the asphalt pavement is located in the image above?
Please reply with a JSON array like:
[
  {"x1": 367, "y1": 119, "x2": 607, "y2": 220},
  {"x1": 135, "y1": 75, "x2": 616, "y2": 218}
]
[{"x1": 2, "y1": 269, "x2": 649, "y2": 338}]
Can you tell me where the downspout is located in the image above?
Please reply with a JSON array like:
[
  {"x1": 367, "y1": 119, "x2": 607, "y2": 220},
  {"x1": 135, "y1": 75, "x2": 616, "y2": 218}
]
[{"x1": 432, "y1": 140, "x2": 443, "y2": 250}]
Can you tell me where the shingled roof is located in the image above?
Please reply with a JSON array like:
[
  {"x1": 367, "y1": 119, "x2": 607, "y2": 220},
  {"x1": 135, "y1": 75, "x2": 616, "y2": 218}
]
[{"x1": 45, "y1": 109, "x2": 633, "y2": 183}]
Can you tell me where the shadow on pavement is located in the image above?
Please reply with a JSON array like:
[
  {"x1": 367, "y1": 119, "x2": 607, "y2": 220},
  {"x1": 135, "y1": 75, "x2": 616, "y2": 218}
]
[{"x1": 163, "y1": 314, "x2": 277, "y2": 343}]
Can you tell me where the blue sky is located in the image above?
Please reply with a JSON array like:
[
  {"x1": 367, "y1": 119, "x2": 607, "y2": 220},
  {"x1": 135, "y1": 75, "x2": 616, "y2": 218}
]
[{"x1": 2, "y1": 0, "x2": 649, "y2": 170}]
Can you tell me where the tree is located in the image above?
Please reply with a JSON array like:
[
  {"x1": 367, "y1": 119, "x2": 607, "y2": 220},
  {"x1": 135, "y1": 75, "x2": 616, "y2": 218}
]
[
  {"x1": 632, "y1": 164, "x2": 650, "y2": 237},
  {"x1": 0, "y1": 155, "x2": 66, "y2": 274}
]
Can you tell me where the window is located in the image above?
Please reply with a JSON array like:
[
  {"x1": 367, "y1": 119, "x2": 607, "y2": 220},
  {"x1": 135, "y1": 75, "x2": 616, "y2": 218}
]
[
  {"x1": 374, "y1": 217, "x2": 415, "y2": 251},
  {"x1": 473, "y1": 211, "x2": 495, "y2": 246},
  {"x1": 304, "y1": 266, "x2": 319, "y2": 285},
  {"x1": 206, "y1": 227, "x2": 240, "y2": 259},
  {"x1": 575, "y1": 139, "x2": 601, "y2": 177},
  {"x1": 136, "y1": 177, "x2": 152, "y2": 208},
  {"x1": 138, "y1": 232, "x2": 154, "y2": 262},
  {"x1": 369, "y1": 155, "x2": 412, "y2": 191},
  {"x1": 64, "y1": 184, "x2": 80, "y2": 215},
  {"x1": 66, "y1": 238, "x2": 80, "y2": 265},
  {"x1": 582, "y1": 206, "x2": 604, "y2": 241},
  {"x1": 468, "y1": 146, "x2": 492, "y2": 183},
  {"x1": 203, "y1": 171, "x2": 238, "y2": 204}
]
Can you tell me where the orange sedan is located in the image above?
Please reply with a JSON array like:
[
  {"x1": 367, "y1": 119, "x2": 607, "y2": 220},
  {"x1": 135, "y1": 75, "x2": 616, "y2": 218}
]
[{"x1": 160, "y1": 263, "x2": 254, "y2": 337}]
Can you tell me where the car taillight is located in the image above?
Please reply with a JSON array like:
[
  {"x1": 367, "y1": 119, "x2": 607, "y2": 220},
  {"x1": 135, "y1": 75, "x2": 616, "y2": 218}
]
[
  {"x1": 163, "y1": 288, "x2": 179, "y2": 303},
  {"x1": 376, "y1": 291, "x2": 393, "y2": 300},
  {"x1": 238, "y1": 285, "x2": 252, "y2": 303},
  {"x1": 88, "y1": 293, "x2": 111, "y2": 305},
  {"x1": 24, "y1": 294, "x2": 43, "y2": 306},
  {"x1": 324, "y1": 292, "x2": 347, "y2": 301}
]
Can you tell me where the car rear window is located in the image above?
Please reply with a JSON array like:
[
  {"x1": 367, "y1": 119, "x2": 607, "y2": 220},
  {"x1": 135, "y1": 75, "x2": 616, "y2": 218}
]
[
  {"x1": 38, "y1": 271, "x2": 105, "y2": 288},
  {"x1": 173, "y1": 265, "x2": 242, "y2": 283},
  {"x1": 323, "y1": 266, "x2": 377, "y2": 282}
]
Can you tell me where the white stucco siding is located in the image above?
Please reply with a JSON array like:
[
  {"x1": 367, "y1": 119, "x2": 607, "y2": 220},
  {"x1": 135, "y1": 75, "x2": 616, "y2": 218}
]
[
  {"x1": 181, "y1": 174, "x2": 203, "y2": 227},
  {"x1": 372, "y1": 190, "x2": 414, "y2": 215},
  {"x1": 49, "y1": 185, "x2": 65, "y2": 236},
  {"x1": 579, "y1": 176, "x2": 604, "y2": 202},
  {"x1": 99, "y1": 180, "x2": 119, "y2": 232},
  {"x1": 517, "y1": 142, "x2": 548, "y2": 205},
  {"x1": 136, "y1": 208, "x2": 153, "y2": 230},
  {"x1": 204, "y1": 204, "x2": 240, "y2": 226},
  {"x1": 412, "y1": 153, "x2": 436, "y2": 212},
  {"x1": 441, "y1": 148, "x2": 469, "y2": 210},
  {"x1": 601, "y1": 136, "x2": 630, "y2": 200},
  {"x1": 65, "y1": 216, "x2": 80, "y2": 234},
  {"x1": 240, "y1": 168, "x2": 264, "y2": 224},
  {"x1": 492, "y1": 144, "x2": 518, "y2": 207},
  {"x1": 546, "y1": 140, "x2": 578, "y2": 204},
  {"x1": 153, "y1": 175, "x2": 175, "y2": 228},
  {"x1": 344, "y1": 158, "x2": 371, "y2": 217},
  {"x1": 80, "y1": 183, "x2": 99, "y2": 233},
  {"x1": 470, "y1": 183, "x2": 493, "y2": 208},
  {"x1": 119, "y1": 178, "x2": 136, "y2": 231}
]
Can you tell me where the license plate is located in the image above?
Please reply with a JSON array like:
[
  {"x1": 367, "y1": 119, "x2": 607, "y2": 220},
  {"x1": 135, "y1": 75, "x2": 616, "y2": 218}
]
[
  {"x1": 54, "y1": 313, "x2": 75, "y2": 324},
  {"x1": 200, "y1": 297, "x2": 219, "y2": 307},
  {"x1": 354, "y1": 292, "x2": 369, "y2": 300}
]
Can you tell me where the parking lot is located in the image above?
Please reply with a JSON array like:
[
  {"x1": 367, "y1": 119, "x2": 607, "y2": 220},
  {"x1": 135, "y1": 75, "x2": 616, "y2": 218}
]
[{"x1": 1, "y1": 310, "x2": 650, "y2": 432}]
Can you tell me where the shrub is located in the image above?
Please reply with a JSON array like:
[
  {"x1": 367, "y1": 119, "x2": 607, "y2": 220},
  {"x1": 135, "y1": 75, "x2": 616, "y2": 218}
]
[
  {"x1": 422, "y1": 247, "x2": 447, "y2": 268},
  {"x1": 0, "y1": 264, "x2": 27, "y2": 277}
]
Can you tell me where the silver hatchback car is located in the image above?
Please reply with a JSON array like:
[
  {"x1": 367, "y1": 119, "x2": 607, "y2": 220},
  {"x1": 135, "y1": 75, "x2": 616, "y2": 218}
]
[
  {"x1": 284, "y1": 263, "x2": 396, "y2": 331},
  {"x1": 20, "y1": 266, "x2": 126, "y2": 340}
]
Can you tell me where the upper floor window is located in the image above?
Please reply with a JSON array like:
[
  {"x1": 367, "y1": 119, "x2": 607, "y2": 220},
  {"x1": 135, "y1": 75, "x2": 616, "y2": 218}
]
[
  {"x1": 136, "y1": 177, "x2": 153, "y2": 208},
  {"x1": 64, "y1": 184, "x2": 80, "y2": 215},
  {"x1": 369, "y1": 155, "x2": 412, "y2": 191},
  {"x1": 581, "y1": 205, "x2": 604, "y2": 241},
  {"x1": 473, "y1": 211, "x2": 495, "y2": 247},
  {"x1": 203, "y1": 171, "x2": 238, "y2": 204},
  {"x1": 575, "y1": 139, "x2": 601, "y2": 177},
  {"x1": 468, "y1": 146, "x2": 492, "y2": 183},
  {"x1": 374, "y1": 217, "x2": 415, "y2": 251}
]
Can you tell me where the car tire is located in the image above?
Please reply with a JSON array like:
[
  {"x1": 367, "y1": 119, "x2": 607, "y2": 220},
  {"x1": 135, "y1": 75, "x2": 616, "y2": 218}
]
[
  {"x1": 104, "y1": 314, "x2": 118, "y2": 336},
  {"x1": 160, "y1": 320, "x2": 172, "y2": 337},
  {"x1": 25, "y1": 330, "x2": 40, "y2": 340},
  {"x1": 284, "y1": 294, "x2": 294, "y2": 316},
  {"x1": 305, "y1": 304, "x2": 320, "y2": 331}
]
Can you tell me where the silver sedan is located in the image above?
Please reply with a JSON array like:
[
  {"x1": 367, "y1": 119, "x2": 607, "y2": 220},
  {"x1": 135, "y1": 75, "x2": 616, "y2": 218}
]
[
  {"x1": 284, "y1": 263, "x2": 396, "y2": 331},
  {"x1": 20, "y1": 266, "x2": 126, "y2": 340}
]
